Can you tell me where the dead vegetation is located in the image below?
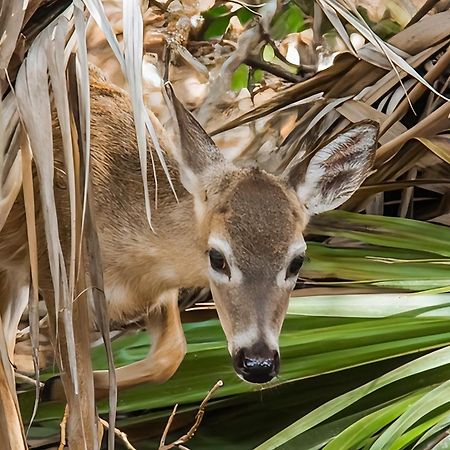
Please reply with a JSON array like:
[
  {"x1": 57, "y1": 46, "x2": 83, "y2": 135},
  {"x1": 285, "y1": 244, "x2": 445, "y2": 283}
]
[{"x1": 0, "y1": 0, "x2": 449, "y2": 449}]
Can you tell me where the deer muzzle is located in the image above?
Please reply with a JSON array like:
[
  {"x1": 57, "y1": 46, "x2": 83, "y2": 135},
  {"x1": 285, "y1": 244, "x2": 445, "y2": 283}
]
[{"x1": 233, "y1": 343, "x2": 280, "y2": 383}]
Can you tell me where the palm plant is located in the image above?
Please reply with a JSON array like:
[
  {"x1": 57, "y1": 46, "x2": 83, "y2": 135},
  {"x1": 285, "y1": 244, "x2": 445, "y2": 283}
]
[{"x1": 0, "y1": 0, "x2": 449, "y2": 449}]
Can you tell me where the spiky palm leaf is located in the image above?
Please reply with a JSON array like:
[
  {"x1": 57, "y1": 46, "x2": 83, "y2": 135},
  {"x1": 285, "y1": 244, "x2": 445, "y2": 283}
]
[{"x1": 1, "y1": 0, "x2": 449, "y2": 449}]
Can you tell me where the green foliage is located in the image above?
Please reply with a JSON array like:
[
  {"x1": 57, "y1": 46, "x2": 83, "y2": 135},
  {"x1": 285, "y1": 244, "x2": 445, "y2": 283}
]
[
  {"x1": 24, "y1": 294, "x2": 450, "y2": 448},
  {"x1": 231, "y1": 64, "x2": 250, "y2": 91},
  {"x1": 372, "y1": 18, "x2": 403, "y2": 40},
  {"x1": 202, "y1": 5, "x2": 232, "y2": 40},
  {"x1": 263, "y1": 43, "x2": 276, "y2": 62},
  {"x1": 253, "y1": 68, "x2": 264, "y2": 83},
  {"x1": 235, "y1": 7, "x2": 254, "y2": 25},
  {"x1": 271, "y1": 3, "x2": 305, "y2": 40},
  {"x1": 202, "y1": 4, "x2": 253, "y2": 40},
  {"x1": 202, "y1": 4, "x2": 229, "y2": 19},
  {"x1": 321, "y1": 390, "x2": 429, "y2": 450},
  {"x1": 357, "y1": 6, "x2": 403, "y2": 39},
  {"x1": 311, "y1": 211, "x2": 450, "y2": 257},
  {"x1": 203, "y1": 1, "x2": 306, "y2": 90},
  {"x1": 22, "y1": 214, "x2": 450, "y2": 448},
  {"x1": 231, "y1": 65, "x2": 265, "y2": 92},
  {"x1": 304, "y1": 211, "x2": 450, "y2": 291}
]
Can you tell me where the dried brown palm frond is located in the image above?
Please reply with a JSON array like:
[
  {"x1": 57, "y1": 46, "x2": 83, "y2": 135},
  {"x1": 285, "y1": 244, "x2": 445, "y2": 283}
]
[
  {"x1": 1, "y1": 0, "x2": 449, "y2": 449},
  {"x1": 0, "y1": 0, "x2": 172, "y2": 448},
  {"x1": 203, "y1": 6, "x2": 450, "y2": 224},
  {"x1": 3, "y1": 8, "x2": 103, "y2": 450}
]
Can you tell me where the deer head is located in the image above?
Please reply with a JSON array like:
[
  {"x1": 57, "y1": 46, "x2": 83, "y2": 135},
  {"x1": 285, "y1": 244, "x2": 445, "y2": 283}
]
[{"x1": 169, "y1": 87, "x2": 379, "y2": 383}]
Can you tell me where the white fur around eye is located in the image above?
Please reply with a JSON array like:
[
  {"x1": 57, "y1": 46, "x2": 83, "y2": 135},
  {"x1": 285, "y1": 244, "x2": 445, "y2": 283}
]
[
  {"x1": 208, "y1": 267, "x2": 231, "y2": 285},
  {"x1": 207, "y1": 235, "x2": 243, "y2": 284},
  {"x1": 277, "y1": 269, "x2": 297, "y2": 289},
  {"x1": 288, "y1": 239, "x2": 307, "y2": 257},
  {"x1": 277, "y1": 239, "x2": 307, "y2": 289}
]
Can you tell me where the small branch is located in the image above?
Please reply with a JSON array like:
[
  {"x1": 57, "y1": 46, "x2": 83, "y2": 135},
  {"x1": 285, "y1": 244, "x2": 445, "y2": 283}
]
[
  {"x1": 163, "y1": 42, "x2": 172, "y2": 84},
  {"x1": 17, "y1": 315, "x2": 48, "y2": 340},
  {"x1": 58, "y1": 405, "x2": 69, "y2": 450},
  {"x1": 159, "y1": 380, "x2": 223, "y2": 450},
  {"x1": 160, "y1": 404, "x2": 179, "y2": 448},
  {"x1": 15, "y1": 372, "x2": 44, "y2": 388},
  {"x1": 263, "y1": 35, "x2": 301, "y2": 69},
  {"x1": 99, "y1": 418, "x2": 137, "y2": 450},
  {"x1": 245, "y1": 56, "x2": 303, "y2": 83},
  {"x1": 406, "y1": 0, "x2": 440, "y2": 27},
  {"x1": 147, "y1": 0, "x2": 175, "y2": 12},
  {"x1": 215, "y1": 0, "x2": 263, "y2": 17}
]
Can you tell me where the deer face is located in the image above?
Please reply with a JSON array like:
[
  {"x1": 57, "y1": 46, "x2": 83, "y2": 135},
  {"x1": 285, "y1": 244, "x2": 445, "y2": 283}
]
[
  {"x1": 168, "y1": 85, "x2": 379, "y2": 383},
  {"x1": 203, "y1": 170, "x2": 307, "y2": 383}
]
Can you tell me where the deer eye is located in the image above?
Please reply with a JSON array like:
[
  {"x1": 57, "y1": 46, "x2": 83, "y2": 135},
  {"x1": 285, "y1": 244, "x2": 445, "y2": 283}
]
[
  {"x1": 286, "y1": 255, "x2": 304, "y2": 279},
  {"x1": 209, "y1": 249, "x2": 230, "y2": 277}
]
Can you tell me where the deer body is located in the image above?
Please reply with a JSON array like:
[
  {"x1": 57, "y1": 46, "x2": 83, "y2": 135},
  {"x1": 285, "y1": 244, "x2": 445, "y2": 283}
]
[{"x1": 0, "y1": 69, "x2": 379, "y2": 395}]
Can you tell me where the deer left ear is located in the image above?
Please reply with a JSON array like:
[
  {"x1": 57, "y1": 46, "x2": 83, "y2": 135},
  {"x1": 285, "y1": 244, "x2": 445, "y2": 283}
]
[
  {"x1": 165, "y1": 83, "x2": 229, "y2": 195},
  {"x1": 286, "y1": 120, "x2": 379, "y2": 215}
]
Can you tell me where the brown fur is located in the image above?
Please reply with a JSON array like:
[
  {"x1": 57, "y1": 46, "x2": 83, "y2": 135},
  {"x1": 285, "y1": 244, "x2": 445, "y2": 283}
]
[
  {"x1": 0, "y1": 69, "x2": 378, "y2": 395},
  {"x1": 225, "y1": 170, "x2": 304, "y2": 278}
]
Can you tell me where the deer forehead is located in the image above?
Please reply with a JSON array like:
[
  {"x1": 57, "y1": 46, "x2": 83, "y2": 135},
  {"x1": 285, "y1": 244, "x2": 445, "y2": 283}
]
[{"x1": 209, "y1": 169, "x2": 305, "y2": 274}]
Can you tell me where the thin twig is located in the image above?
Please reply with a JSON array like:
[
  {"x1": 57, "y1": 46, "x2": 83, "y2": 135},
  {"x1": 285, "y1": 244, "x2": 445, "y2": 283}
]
[
  {"x1": 99, "y1": 418, "x2": 137, "y2": 450},
  {"x1": 58, "y1": 405, "x2": 69, "y2": 450},
  {"x1": 245, "y1": 56, "x2": 303, "y2": 83},
  {"x1": 216, "y1": 0, "x2": 263, "y2": 17},
  {"x1": 159, "y1": 380, "x2": 223, "y2": 450},
  {"x1": 15, "y1": 372, "x2": 44, "y2": 388},
  {"x1": 147, "y1": 0, "x2": 175, "y2": 12},
  {"x1": 406, "y1": 0, "x2": 441, "y2": 27},
  {"x1": 263, "y1": 35, "x2": 300, "y2": 69},
  {"x1": 163, "y1": 42, "x2": 171, "y2": 84},
  {"x1": 17, "y1": 315, "x2": 48, "y2": 340},
  {"x1": 160, "y1": 404, "x2": 179, "y2": 448}
]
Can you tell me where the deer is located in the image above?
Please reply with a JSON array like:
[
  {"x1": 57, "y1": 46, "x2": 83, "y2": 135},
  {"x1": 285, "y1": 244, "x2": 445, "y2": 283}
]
[{"x1": 0, "y1": 67, "x2": 379, "y2": 399}]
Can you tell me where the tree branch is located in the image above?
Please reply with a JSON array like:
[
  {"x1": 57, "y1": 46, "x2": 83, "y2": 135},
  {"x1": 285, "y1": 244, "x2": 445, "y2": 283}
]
[{"x1": 159, "y1": 380, "x2": 223, "y2": 450}]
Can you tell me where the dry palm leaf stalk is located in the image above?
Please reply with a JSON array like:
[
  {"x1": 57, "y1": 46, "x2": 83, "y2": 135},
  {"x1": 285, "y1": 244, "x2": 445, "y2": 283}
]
[
  {"x1": 14, "y1": 14, "x2": 100, "y2": 449},
  {"x1": 0, "y1": 0, "x2": 164, "y2": 448},
  {"x1": 206, "y1": 8, "x2": 449, "y2": 224},
  {"x1": 0, "y1": 0, "x2": 449, "y2": 449}
]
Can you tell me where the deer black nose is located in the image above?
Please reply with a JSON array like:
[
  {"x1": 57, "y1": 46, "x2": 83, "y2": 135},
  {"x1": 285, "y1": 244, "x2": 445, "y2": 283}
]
[{"x1": 233, "y1": 346, "x2": 279, "y2": 384}]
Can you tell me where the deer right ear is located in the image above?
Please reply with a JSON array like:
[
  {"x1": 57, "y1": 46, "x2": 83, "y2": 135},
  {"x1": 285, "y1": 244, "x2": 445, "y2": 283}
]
[
  {"x1": 165, "y1": 83, "x2": 228, "y2": 195},
  {"x1": 285, "y1": 120, "x2": 379, "y2": 215}
]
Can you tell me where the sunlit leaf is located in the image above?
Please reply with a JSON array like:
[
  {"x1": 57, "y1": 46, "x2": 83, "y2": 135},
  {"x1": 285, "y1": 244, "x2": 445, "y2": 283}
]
[
  {"x1": 231, "y1": 64, "x2": 249, "y2": 91},
  {"x1": 271, "y1": 4, "x2": 305, "y2": 40}
]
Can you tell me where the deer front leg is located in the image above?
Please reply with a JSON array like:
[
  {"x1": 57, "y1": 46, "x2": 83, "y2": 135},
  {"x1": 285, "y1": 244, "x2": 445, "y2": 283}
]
[
  {"x1": 94, "y1": 289, "x2": 186, "y2": 397},
  {"x1": 43, "y1": 289, "x2": 186, "y2": 401}
]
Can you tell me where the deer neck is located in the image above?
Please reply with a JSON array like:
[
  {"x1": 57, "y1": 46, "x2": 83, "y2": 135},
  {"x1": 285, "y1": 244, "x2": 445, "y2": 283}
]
[
  {"x1": 151, "y1": 194, "x2": 209, "y2": 289},
  {"x1": 100, "y1": 192, "x2": 209, "y2": 311}
]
